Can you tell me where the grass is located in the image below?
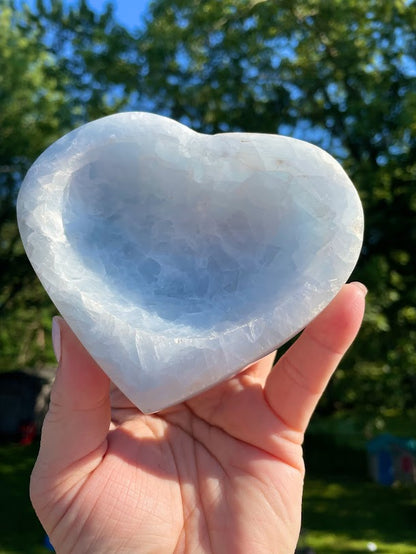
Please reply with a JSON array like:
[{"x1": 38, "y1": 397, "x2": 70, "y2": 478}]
[
  {"x1": 300, "y1": 425, "x2": 416, "y2": 554},
  {"x1": 0, "y1": 442, "x2": 49, "y2": 554},
  {"x1": 0, "y1": 425, "x2": 415, "y2": 554},
  {"x1": 301, "y1": 477, "x2": 416, "y2": 553}
]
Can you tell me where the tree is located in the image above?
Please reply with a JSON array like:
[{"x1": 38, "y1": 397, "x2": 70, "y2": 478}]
[
  {"x1": 0, "y1": 2, "x2": 65, "y2": 369},
  {"x1": 138, "y1": 0, "x2": 416, "y2": 418},
  {"x1": 2, "y1": 0, "x2": 415, "y2": 420},
  {"x1": 0, "y1": 0, "x2": 137, "y2": 369}
]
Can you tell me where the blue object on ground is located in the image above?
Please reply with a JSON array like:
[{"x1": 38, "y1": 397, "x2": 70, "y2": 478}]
[
  {"x1": 43, "y1": 534, "x2": 55, "y2": 551},
  {"x1": 367, "y1": 433, "x2": 416, "y2": 486}
]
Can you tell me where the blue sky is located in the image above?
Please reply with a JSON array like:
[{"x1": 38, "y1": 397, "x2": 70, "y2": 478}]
[
  {"x1": 21, "y1": 0, "x2": 151, "y2": 29},
  {"x1": 80, "y1": 0, "x2": 151, "y2": 28}
]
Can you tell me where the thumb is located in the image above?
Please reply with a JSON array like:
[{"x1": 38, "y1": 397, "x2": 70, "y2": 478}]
[{"x1": 33, "y1": 317, "x2": 110, "y2": 476}]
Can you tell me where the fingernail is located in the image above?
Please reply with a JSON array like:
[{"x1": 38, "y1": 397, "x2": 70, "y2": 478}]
[
  {"x1": 351, "y1": 281, "x2": 368, "y2": 296},
  {"x1": 52, "y1": 316, "x2": 62, "y2": 362}
]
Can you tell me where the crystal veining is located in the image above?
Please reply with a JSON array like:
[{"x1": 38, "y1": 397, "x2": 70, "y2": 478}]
[{"x1": 17, "y1": 112, "x2": 364, "y2": 412}]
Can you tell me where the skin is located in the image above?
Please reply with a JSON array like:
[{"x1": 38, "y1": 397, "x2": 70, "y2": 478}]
[{"x1": 30, "y1": 282, "x2": 366, "y2": 554}]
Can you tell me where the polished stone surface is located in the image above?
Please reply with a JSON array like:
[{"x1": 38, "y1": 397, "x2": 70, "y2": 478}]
[{"x1": 17, "y1": 112, "x2": 364, "y2": 412}]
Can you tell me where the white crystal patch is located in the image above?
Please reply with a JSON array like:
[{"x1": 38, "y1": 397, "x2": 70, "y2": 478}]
[{"x1": 17, "y1": 112, "x2": 364, "y2": 412}]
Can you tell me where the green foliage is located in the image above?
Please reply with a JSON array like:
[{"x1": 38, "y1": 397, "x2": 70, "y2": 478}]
[
  {"x1": 0, "y1": 0, "x2": 415, "y2": 419},
  {"x1": 0, "y1": 0, "x2": 137, "y2": 369},
  {"x1": 0, "y1": 2, "x2": 66, "y2": 369},
  {"x1": 139, "y1": 0, "x2": 416, "y2": 418}
]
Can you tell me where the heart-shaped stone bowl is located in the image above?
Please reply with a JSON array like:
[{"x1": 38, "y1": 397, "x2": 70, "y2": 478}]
[{"x1": 17, "y1": 112, "x2": 363, "y2": 413}]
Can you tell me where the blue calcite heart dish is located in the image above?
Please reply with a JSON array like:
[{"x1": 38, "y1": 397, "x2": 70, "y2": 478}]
[{"x1": 17, "y1": 112, "x2": 364, "y2": 413}]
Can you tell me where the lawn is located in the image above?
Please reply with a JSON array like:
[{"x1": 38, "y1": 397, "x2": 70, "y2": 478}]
[
  {"x1": 300, "y1": 425, "x2": 416, "y2": 553},
  {"x1": 0, "y1": 442, "x2": 49, "y2": 554},
  {"x1": 0, "y1": 429, "x2": 415, "y2": 553},
  {"x1": 301, "y1": 477, "x2": 416, "y2": 553}
]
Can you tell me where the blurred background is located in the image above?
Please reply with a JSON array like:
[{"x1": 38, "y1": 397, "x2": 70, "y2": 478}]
[{"x1": 0, "y1": 0, "x2": 415, "y2": 552}]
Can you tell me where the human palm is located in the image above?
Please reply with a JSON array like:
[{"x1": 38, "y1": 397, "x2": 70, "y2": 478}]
[{"x1": 30, "y1": 283, "x2": 366, "y2": 553}]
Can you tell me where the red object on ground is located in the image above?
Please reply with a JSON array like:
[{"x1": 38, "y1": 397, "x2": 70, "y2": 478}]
[
  {"x1": 401, "y1": 454, "x2": 413, "y2": 474},
  {"x1": 19, "y1": 422, "x2": 37, "y2": 445}
]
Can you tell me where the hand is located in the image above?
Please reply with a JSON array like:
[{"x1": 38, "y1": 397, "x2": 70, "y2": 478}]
[{"x1": 30, "y1": 282, "x2": 366, "y2": 554}]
